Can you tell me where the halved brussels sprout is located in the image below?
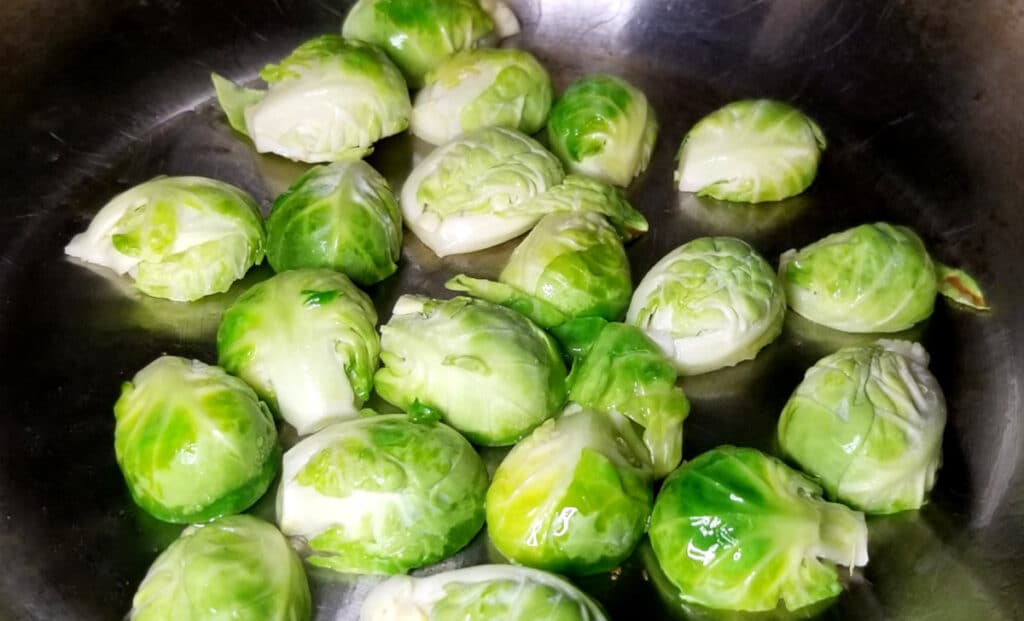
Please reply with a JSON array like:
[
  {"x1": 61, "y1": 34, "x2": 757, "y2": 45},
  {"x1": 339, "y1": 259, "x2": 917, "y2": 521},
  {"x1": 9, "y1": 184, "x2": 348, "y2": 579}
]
[
  {"x1": 276, "y1": 415, "x2": 488, "y2": 574},
  {"x1": 129, "y1": 515, "x2": 311, "y2": 621},
  {"x1": 212, "y1": 35, "x2": 410, "y2": 163},
  {"x1": 780, "y1": 222, "x2": 989, "y2": 333},
  {"x1": 778, "y1": 340, "x2": 946, "y2": 513},
  {"x1": 342, "y1": 0, "x2": 520, "y2": 88},
  {"x1": 114, "y1": 356, "x2": 279, "y2": 523},
  {"x1": 217, "y1": 269, "x2": 379, "y2": 436},
  {"x1": 374, "y1": 295, "x2": 567, "y2": 446},
  {"x1": 557, "y1": 320, "x2": 690, "y2": 478},
  {"x1": 361, "y1": 565, "x2": 608, "y2": 621},
  {"x1": 486, "y1": 406, "x2": 653, "y2": 575},
  {"x1": 649, "y1": 446, "x2": 868, "y2": 612},
  {"x1": 64, "y1": 176, "x2": 265, "y2": 302},
  {"x1": 266, "y1": 160, "x2": 402, "y2": 285},
  {"x1": 401, "y1": 126, "x2": 565, "y2": 256},
  {"x1": 675, "y1": 99, "x2": 826, "y2": 203},
  {"x1": 412, "y1": 48, "x2": 552, "y2": 145},
  {"x1": 547, "y1": 74, "x2": 658, "y2": 187},
  {"x1": 446, "y1": 211, "x2": 632, "y2": 328},
  {"x1": 627, "y1": 237, "x2": 785, "y2": 375}
]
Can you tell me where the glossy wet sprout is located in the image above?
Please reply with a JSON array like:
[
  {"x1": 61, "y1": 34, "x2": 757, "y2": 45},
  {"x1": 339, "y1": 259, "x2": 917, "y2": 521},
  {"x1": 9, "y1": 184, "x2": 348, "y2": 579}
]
[
  {"x1": 675, "y1": 99, "x2": 826, "y2": 203},
  {"x1": 266, "y1": 160, "x2": 402, "y2": 285},
  {"x1": 342, "y1": 0, "x2": 520, "y2": 87},
  {"x1": 627, "y1": 237, "x2": 786, "y2": 374},
  {"x1": 649, "y1": 446, "x2": 868, "y2": 612},
  {"x1": 217, "y1": 269, "x2": 379, "y2": 436},
  {"x1": 486, "y1": 406, "x2": 653, "y2": 575},
  {"x1": 276, "y1": 415, "x2": 488, "y2": 574},
  {"x1": 212, "y1": 35, "x2": 410, "y2": 163},
  {"x1": 65, "y1": 176, "x2": 265, "y2": 302},
  {"x1": 412, "y1": 48, "x2": 552, "y2": 145},
  {"x1": 128, "y1": 516, "x2": 311, "y2": 621},
  {"x1": 360, "y1": 565, "x2": 608, "y2": 621},
  {"x1": 374, "y1": 295, "x2": 566, "y2": 445},
  {"x1": 778, "y1": 340, "x2": 946, "y2": 513},
  {"x1": 780, "y1": 222, "x2": 989, "y2": 333},
  {"x1": 114, "y1": 356, "x2": 279, "y2": 523},
  {"x1": 547, "y1": 74, "x2": 658, "y2": 187}
]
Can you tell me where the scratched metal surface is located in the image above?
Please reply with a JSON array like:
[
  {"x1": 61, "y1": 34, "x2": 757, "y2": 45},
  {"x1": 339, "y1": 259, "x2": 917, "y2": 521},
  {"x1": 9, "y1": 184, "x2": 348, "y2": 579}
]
[{"x1": 1, "y1": 0, "x2": 1023, "y2": 619}]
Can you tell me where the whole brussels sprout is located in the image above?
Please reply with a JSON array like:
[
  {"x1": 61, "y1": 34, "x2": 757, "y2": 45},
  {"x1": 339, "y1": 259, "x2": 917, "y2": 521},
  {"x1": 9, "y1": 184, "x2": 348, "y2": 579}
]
[
  {"x1": 627, "y1": 237, "x2": 785, "y2": 375},
  {"x1": 64, "y1": 176, "x2": 265, "y2": 302},
  {"x1": 342, "y1": 0, "x2": 520, "y2": 88},
  {"x1": 486, "y1": 406, "x2": 653, "y2": 575},
  {"x1": 556, "y1": 320, "x2": 690, "y2": 478},
  {"x1": 401, "y1": 126, "x2": 565, "y2": 256},
  {"x1": 114, "y1": 356, "x2": 279, "y2": 523},
  {"x1": 649, "y1": 446, "x2": 868, "y2": 612},
  {"x1": 217, "y1": 269, "x2": 379, "y2": 436},
  {"x1": 778, "y1": 340, "x2": 946, "y2": 513},
  {"x1": 547, "y1": 74, "x2": 658, "y2": 187},
  {"x1": 412, "y1": 48, "x2": 552, "y2": 145},
  {"x1": 265, "y1": 160, "x2": 401, "y2": 285},
  {"x1": 446, "y1": 211, "x2": 632, "y2": 328},
  {"x1": 276, "y1": 415, "x2": 488, "y2": 574},
  {"x1": 129, "y1": 515, "x2": 311, "y2": 621},
  {"x1": 675, "y1": 99, "x2": 826, "y2": 203},
  {"x1": 360, "y1": 565, "x2": 608, "y2": 621},
  {"x1": 374, "y1": 295, "x2": 567, "y2": 446},
  {"x1": 780, "y1": 222, "x2": 989, "y2": 333},
  {"x1": 212, "y1": 35, "x2": 410, "y2": 163}
]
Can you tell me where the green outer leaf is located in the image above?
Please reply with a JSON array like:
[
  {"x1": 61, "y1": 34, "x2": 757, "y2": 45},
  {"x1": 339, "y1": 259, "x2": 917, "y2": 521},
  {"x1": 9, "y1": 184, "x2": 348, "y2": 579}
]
[
  {"x1": 374, "y1": 295, "x2": 567, "y2": 446},
  {"x1": 781, "y1": 222, "x2": 938, "y2": 333},
  {"x1": 675, "y1": 99, "x2": 826, "y2": 203},
  {"x1": 777, "y1": 340, "x2": 946, "y2": 514},
  {"x1": 516, "y1": 175, "x2": 648, "y2": 240},
  {"x1": 342, "y1": 0, "x2": 498, "y2": 87},
  {"x1": 129, "y1": 515, "x2": 311, "y2": 621},
  {"x1": 550, "y1": 316, "x2": 609, "y2": 358},
  {"x1": 547, "y1": 74, "x2": 658, "y2": 186},
  {"x1": 445, "y1": 274, "x2": 568, "y2": 329},
  {"x1": 266, "y1": 160, "x2": 402, "y2": 285},
  {"x1": 211, "y1": 73, "x2": 263, "y2": 136},
  {"x1": 360, "y1": 565, "x2": 608, "y2": 621},
  {"x1": 113, "y1": 356, "x2": 279, "y2": 523},
  {"x1": 649, "y1": 446, "x2": 867, "y2": 612},
  {"x1": 935, "y1": 262, "x2": 990, "y2": 310},
  {"x1": 216, "y1": 269, "x2": 379, "y2": 436},
  {"x1": 565, "y1": 322, "x2": 690, "y2": 478},
  {"x1": 277, "y1": 415, "x2": 488, "y2": 574},
  {"x1": 486, "y1": 407, "x2": 653, "y2": 575}
]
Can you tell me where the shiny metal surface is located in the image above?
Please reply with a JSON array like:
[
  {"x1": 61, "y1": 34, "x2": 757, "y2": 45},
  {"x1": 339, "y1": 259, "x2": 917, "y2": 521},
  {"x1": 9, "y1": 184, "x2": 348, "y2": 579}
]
[{"x1": 1, "y1": 0, "x2": 1023, "y2": 619}]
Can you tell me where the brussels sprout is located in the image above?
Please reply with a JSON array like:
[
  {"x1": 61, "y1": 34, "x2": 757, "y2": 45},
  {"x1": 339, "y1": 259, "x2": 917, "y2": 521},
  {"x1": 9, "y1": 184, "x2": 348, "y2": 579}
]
[
  {"x1": 401, "y1": 126, "x2": 565, "y2": 256},
  {"x1": 217, "y1": 269, "x2": 379, "y2": 436},
  {"x1": 375, "y1": 295, "x2": 566, "y2": 446},
  {"x1": 276, "y1": 415, "x2": 488, "y2": 574},
  {"x1": 114, "y1": 356, "x2": 279, "y2": 523},
  {"x1": 64, "y1": 176, "x2": 265, "y2": 302},
  {"x1": 265, "y1": 160, "x2": 401, "y2": 285},
  {"x1": 649, "y1": 446, "x2": 868, "y2": 612},
  {"x1": 780, "y1": 222, "x2": 989, "y2": 333},
  {"x1": 129, "y1": 515, "x2": 311, "y2": 621},
  {"x1": 627, "y1": 237, "x2": 785, "y2": 375},
  {"x1": 342, "y1": 0, "x2": 520, "y2": 88},
  {"x1": 547, "y1": 74, "x2": 658, "y2": 187},
  {"x1": 778, "y1": 340, "x2": 946, "y2": 513},
  {"x1": 446, "y1": 211, "x2": 632, "y2": 328},
  {"x1": 412, "y1": 48, "x2": 553, "y2": 145},
  {"x1": 212, "y1": 35, "x2": 410, "y2": 163},
  {"x1": 486, "y1": 406, "x2": 653, "y2": 575},
  {"x1": 557, "y1": 320, "x2": 690, "y2": 478},
  {"x1": 675, "y1": 99, "x2": 826, "y2": 203},
  {"x1": 361, "y1": 565, "x2": 608, "y2": 621}
]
